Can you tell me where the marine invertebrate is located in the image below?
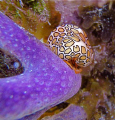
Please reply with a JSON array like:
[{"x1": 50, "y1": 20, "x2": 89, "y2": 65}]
[
  {"x1": 41, "y1": 104, "x2": 87, "y2": 120},
  {"x1": 0, "y1": 12, "x2": 82, "y2": 120},
  {"x1": 47, "y1": 24, "x2": 93, "y2": 73}
]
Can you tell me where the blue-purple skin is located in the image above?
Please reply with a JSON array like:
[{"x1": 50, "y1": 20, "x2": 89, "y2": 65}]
[
  {"x1": 0, "y1": 12, "x2": 81, "y2": 120},
  {"x1": 42, "y1": 104, "x2": 87, "y2": 120}
]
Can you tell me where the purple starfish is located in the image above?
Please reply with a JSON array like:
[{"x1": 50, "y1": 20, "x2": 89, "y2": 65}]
[{"x1": 0, "y1": 12, "x2": 81, "y2": 120}]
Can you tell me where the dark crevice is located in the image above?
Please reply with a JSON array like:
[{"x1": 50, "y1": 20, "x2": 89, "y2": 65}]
[{"x1": 0, "y1": 49, "x2": 24, "y2": 78}]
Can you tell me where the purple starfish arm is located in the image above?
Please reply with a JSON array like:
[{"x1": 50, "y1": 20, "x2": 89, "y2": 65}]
[
  {"x1": 42, "y1": 104, "x2": 87, "y2": 120},
  {"x1": 0, "y1": 12, "x2": 81, "y2": 120}
]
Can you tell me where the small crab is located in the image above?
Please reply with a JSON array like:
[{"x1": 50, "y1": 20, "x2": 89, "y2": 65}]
[{"x1": 47, "y1": 24, "x2": 93, "y2": 74}]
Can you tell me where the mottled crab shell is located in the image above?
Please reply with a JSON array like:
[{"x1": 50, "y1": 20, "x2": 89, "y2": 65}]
[{"x1": 48, "y1": 24, "x2": 93, "y2": 67}]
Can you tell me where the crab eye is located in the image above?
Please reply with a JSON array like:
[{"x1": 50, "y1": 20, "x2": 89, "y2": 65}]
[{"x1": 48, "y1": 24, "x2": 93, "y2": 67}]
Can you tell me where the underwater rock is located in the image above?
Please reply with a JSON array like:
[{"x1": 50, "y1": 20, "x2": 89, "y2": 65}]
[
  {"x1": 55, "y1": 1, "x2": 81, "y2": 25},
  {"x1": 0, "y1": 12, "x2": 81, "y2": 120},
  {"x1": 78, "y1": 2, "x2": 115, "y2": 43},
  {"x1": 53, "y1": 0, "x2": 109, "y2": 26}
]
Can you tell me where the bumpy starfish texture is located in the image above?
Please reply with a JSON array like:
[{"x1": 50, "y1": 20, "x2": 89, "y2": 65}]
[{"x1": 0, "y1": 12, "x2": 81, "y2": 120}]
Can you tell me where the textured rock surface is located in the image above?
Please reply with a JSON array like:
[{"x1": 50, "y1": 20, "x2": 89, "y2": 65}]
[{"x1": 0, "y1": 12, "x2": 81, "y2": 120}]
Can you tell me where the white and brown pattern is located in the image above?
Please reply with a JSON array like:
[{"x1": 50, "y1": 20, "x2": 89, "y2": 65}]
[{"x1": 48, "y1": 24, "x2": 93, "y2": 67}]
